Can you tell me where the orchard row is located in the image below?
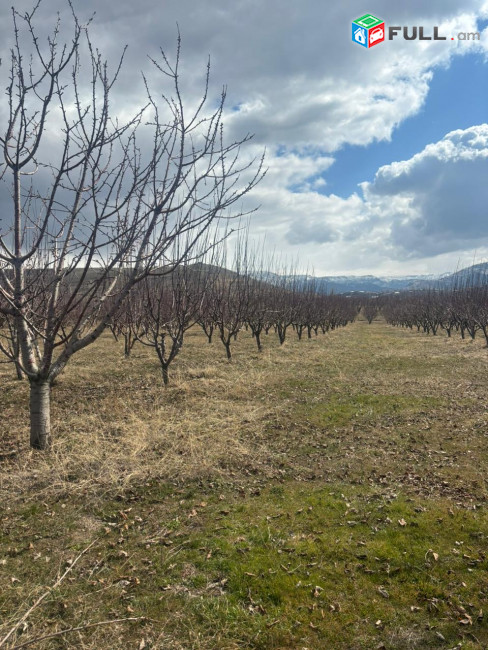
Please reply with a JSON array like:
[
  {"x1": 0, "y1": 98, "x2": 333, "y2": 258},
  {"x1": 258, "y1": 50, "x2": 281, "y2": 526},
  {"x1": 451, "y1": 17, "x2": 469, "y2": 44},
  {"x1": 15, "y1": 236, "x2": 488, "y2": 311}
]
[
  {"x1": 106, "y1": 263, "x2": 358, "y2": 384},
  {"x1": 378, "y1": 283, "x2": 488, "y2": 345}
]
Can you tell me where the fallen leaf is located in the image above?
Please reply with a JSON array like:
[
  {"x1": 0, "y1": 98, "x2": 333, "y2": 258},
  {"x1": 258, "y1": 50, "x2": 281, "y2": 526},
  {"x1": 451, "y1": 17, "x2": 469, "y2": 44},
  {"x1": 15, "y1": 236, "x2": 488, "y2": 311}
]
[{"x1": 459, "y1": 615, "x2": 472, "y2": 625}]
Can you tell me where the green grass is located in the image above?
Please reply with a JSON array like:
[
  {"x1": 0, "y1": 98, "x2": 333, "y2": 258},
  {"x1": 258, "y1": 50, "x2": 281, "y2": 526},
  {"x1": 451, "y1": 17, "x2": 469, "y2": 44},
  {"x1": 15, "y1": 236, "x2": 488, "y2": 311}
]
[
  {"x1": 295, "y1": 393, "x2": 446, "y2": 429},
  {"x1": 2, "y1": 482, "x2": 486, "y2": 648}
]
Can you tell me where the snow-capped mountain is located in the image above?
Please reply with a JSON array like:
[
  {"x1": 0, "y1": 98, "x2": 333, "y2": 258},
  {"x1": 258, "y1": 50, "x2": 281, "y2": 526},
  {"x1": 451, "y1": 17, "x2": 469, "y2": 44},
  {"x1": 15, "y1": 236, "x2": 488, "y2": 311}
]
[{"x1": 255, "y1": 263, "x2": 488, "y2": 294}]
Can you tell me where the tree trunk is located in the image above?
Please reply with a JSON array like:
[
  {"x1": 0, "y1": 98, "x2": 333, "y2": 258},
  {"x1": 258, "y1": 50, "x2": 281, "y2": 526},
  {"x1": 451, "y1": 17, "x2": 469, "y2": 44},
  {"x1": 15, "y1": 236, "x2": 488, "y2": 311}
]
[
  {"x1": 255, "y1": 330, "x2": 262, "y2": 352},
  {"x1": 224, "y1": 341, "x2": 232, "y2": 360},
  {"x1": 12, "y1": 335, "x2": 25, "y2": 380},
  {"x1": 124, "y1": 333, "x2": 134, "y2": 357},
  {"x1": 161, "y1": 364, "x2": 169, "y2": 385},
  {"x1": 201, "y1": 323, "x2": 213, "y2": 343},
  {"x1": 14, "y1": 357, "x2": 25, "y2": 380},
  {"x1": 277, "y1": 324, "x2": 286, "y2": 345},
  {"x1": 29, "y1": 380, "x2": 51, "y2": 450}
]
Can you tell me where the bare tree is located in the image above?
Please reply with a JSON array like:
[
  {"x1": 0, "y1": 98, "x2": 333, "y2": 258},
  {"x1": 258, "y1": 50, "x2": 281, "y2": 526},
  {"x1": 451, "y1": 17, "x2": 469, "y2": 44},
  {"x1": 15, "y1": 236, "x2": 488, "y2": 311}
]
[
  {"x1": 135, "y1": 246, "x2": 212, "y2": 384},
  {"x1": 272, "y1": 272, "x2": 300, "y2": 345},
  {"x1": 106, "y1": 279, "x2": 146, "y2": 358},
  {"x1": 245, "y1": 278, "x2": 272, "y2": 352},
  {"x1": 0, "y1": 3, "x2": 264, "y2": 449},
  {"x1": 209, "y1": 235, "x2": 250, "y2": 361},
  {"x1": 382, "y1": 276, "x2": 488, "y2": 347},
  {"x1": 363, "y1": 298, "x2": 379, "y2": 324}
]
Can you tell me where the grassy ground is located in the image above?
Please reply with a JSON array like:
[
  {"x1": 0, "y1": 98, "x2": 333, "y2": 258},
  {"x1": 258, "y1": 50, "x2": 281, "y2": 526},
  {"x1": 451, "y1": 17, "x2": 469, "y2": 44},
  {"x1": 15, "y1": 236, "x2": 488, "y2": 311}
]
[{"x1": 0, "y1": 319, "x2": 487, "y2": 649}]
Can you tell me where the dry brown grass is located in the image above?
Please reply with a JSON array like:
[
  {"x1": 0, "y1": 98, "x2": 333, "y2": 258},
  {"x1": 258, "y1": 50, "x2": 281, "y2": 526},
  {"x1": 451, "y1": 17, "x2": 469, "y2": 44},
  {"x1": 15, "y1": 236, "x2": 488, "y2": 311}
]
[
  {"x1": 1, "y1": 320, "x2": 487, "y2": 507},
  {"x1": 0, "y1": 327, "x2": 288, "y2": 505},
  {"x1": 1, "y1": 319, "x2": 488, "y2": 649}
]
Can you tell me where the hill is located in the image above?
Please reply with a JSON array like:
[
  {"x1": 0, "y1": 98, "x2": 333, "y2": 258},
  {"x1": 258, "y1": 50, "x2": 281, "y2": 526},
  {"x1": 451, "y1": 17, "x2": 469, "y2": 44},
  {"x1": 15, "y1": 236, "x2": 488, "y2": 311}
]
[{"x1": 258, "y1": 262, "x2": 488, "y2": 294}]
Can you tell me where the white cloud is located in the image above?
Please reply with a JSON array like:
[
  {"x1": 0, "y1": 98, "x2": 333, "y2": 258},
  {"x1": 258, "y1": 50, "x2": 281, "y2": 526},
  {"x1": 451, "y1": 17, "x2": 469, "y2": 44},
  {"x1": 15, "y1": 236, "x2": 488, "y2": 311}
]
[
  {"x1": 363, "y1": 124, "x2": 488, "y2": 258},
  {"x1": 2, "y1": 0, "x2": 483, "y2": 153},
  {"x1": 245, "y1": 125, "x2": 488, "y2": 274}
]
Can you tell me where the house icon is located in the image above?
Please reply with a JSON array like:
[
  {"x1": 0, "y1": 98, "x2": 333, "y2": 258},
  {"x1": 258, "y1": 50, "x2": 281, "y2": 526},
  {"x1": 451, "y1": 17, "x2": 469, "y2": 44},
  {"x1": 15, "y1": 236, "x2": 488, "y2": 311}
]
[{"x1": 354, "y1": 27, "x2": 366, "y2": 45}]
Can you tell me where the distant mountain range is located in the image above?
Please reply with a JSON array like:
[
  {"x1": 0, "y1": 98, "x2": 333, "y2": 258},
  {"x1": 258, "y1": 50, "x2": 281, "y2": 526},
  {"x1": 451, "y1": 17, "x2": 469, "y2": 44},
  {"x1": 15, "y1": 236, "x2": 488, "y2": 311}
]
[
  {"x1": 425, "y1": 262, "x2": 488, "y2": 290},
  {"x1": 257, "y1": 262, "x2": 488, "y2": 294}
]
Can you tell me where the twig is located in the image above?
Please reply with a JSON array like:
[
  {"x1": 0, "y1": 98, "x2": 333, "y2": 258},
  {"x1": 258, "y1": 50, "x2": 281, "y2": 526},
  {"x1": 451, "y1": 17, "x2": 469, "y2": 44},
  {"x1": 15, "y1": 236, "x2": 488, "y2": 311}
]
[
  {"x1": 10, "y1": 617, "x2": 145, "y2": 649},
  {"x1": 0, "y1": 540, "x2": 96, "y2": 648}
]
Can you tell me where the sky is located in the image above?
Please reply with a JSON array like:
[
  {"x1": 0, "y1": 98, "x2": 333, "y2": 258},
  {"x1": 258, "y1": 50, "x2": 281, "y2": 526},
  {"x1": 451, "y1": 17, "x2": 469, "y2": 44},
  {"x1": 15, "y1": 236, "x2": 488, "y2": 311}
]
[{"x1": 1, "y1": 0, "x2": 488, "y2": 277}]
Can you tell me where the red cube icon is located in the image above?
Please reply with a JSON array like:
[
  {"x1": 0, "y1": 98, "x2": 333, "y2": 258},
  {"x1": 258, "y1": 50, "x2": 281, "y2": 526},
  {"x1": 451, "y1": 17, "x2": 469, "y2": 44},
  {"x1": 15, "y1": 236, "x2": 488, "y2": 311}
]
[{"x1": 369, "y1": 23, "x2": 385, "y2": 47}]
